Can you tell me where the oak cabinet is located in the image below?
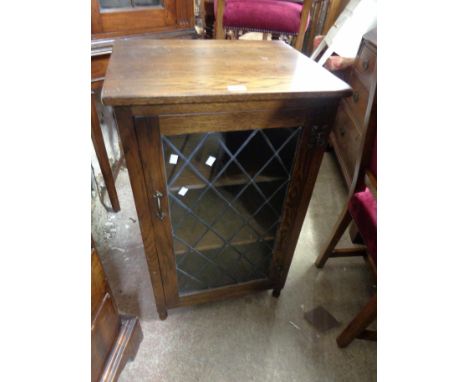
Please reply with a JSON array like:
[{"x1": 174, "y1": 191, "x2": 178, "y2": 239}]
[{"x1": 102, "y1": 39, "x2": 352, "y2": 319}]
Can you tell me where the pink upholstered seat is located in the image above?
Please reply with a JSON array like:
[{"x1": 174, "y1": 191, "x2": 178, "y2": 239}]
[
  {"x1": 348, "y1": 188, "x2": 377, "y2": 265},
  {"x1": 214, "y1": 0, "x2": 308, "y2": 34}
]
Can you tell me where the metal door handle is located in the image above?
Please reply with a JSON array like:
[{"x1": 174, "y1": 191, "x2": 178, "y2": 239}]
[{"x1": 153, "y1": 191, "x2": 166, "y2": 221}]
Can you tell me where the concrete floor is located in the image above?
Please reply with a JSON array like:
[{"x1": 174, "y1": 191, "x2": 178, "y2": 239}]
[{"x1": 92, "y1": 152, "x2": 376, "y2": 382}]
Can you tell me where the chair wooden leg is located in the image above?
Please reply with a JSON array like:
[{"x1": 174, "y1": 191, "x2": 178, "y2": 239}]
[
  {"x1": 337, "y1": 294, "x2": 377, "y2": 348},
  {"x1": 215, "y1": 0, "x2": 225, "y2": 39},
  {"x1": 294, "y1": 0, "x2": 313, "y2": 51},
  {"x1": 91, "y1": 93, "x2": 120, "y2": 212},
  {"x1": 315, "y1": 206, "x2": 352, "y2": 268}
]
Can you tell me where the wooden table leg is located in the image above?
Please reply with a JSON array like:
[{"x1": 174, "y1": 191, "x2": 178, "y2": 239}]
[{"x1": 91, "y1": 93, "x2": 120, "y2": 212}]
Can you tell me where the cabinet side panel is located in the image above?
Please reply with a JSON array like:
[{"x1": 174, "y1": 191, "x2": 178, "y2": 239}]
[
  {"x1": 114, "y1": 108, "x2": 169, "y2": 317},
  {"x1": 270, "y1": 101, "x2": 340, "y2": 291}
]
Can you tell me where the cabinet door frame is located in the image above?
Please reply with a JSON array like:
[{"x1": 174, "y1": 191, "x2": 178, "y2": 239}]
[
  {"x1": 114, "y1": 99, "x2": 340, "y2": 317},
  {"x1": 92, "y1": 0, "x2": 193, "y2": 39}
]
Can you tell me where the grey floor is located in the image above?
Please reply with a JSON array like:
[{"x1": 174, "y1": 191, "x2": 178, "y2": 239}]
[{"x1": 92, "y1": 152, "x2": 377, "y2": 382}]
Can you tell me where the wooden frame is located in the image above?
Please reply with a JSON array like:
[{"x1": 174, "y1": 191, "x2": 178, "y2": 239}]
[
  {"x1": 113, "y1": 99, "x2": 341, "y2": 319},
  {"x1": 92, "y1": 0, "x2": 194, "y2": 39}
]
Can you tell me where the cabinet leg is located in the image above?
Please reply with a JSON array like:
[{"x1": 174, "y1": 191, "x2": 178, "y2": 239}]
[
  {"x1": 158, "y1": 309, "x2": 168, "y2": 321},
  {"x1": 272, "y1": 288, "x2": 281, "y2": 298}
]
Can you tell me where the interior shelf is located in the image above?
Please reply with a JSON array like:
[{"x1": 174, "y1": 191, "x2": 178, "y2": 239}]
[{"x1": 167, "y1": 162, "x2": 286, "y2": 192}]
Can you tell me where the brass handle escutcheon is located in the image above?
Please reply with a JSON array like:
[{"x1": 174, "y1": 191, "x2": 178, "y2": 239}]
[{"x1": 153, "y1": 191, "x2": 166, "y2": 221}]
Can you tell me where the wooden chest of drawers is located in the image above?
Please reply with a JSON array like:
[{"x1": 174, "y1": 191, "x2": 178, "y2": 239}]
[{"x1": 330, "y1": 29, "x2": 377, "y2": 187}]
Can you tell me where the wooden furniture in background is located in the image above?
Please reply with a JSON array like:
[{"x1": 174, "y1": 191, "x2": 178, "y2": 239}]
[
  {"x1": 102, "y1": 39, "x2": 351, "y2": 319},
  {"x1": 91, "y1": 92, "x2": 121, "y2": 212},
  {"x1": 321, "y1": 0, "x2": 349, "y2": 35},
  {"x1": 91, "y1": 0, "x2": 195, "y2": 56},
  {"x1": 314, "y1": 44, "x2": 376, "y2": 346},
  {"x1": 214, "y1": 0, "x2": 314, "y2": 50},
  {"x1": 91, "y1": 0, "x2": 197, "y2": 212},
  {"x1": 301, "y1": 0, "x2": 350, "y2": 55},
  {"x1": 329, "y1": 28, "x2": 376, "y2": 187},
  {"x1": 92, "y1": 247, "x2": 143, "y2": 381},
  {"x1": 91, "y1": 0, "x2": 194, "y2": 39}
]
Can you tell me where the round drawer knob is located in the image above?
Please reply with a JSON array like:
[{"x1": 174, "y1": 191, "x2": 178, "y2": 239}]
[
  {"x1": 352, "y1": 91, "x2": 359, "y2": 103},
  {"x1": 362, "y1": 59, "x2": 369, "y2": 70}
]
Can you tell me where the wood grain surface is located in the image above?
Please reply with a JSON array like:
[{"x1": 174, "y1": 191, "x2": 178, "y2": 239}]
[{"x1": 102, "y1": 40, "x2": 351, "y2": 106}]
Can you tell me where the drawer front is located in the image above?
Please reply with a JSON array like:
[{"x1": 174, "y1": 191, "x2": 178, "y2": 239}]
[
  {"x1": 345, "y1": 71, "x2": 370, "y2": 130},
  {"x1": 354, "y1": 42, "x2": 377, "y2": 91},
  {"x1": 91, "y1": 293, "x2": 121, "y2": 382},
  {"x1": 333, "y1": 104, "x2": 363, "y2": 182}
]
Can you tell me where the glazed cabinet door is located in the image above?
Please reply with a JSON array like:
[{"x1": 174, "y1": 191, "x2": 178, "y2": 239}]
[{"x1": 134, "y1": 117, "x2": 302, "y2": 306}]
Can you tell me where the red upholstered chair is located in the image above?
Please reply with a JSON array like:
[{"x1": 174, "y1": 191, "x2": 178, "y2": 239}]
[
  {"x1": 315, "y1": 91, "x2": 377, "y2": 348},
  {"x1": 214, "y1": 0, "x2": 327, "y2": 50}
]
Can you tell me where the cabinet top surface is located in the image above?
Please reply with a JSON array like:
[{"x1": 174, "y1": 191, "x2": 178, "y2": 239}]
[{"x1": 101, "y1": 40, "x2": 352, "y2": 106}]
